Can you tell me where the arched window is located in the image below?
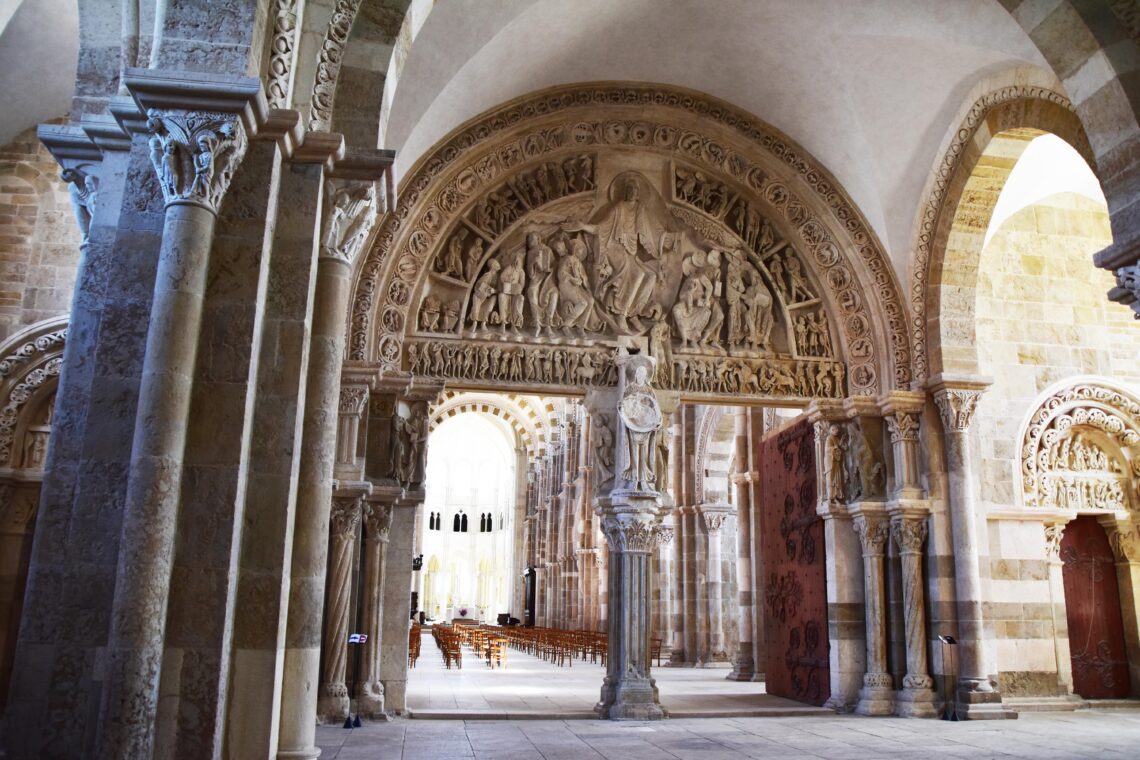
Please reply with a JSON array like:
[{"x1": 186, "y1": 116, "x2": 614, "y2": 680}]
[
  {"x1": 461, "y1": 513, "x2": 469, "y2": 532},
  {"x1": 486, "y1": 512, "x2": 492, "y2": 533},
  {"x1": 453, "y1": 513, "x2": 461, "y2": 532},
  {"x1": 479, "y1": 513, "x2": 486, "y2": 532}
]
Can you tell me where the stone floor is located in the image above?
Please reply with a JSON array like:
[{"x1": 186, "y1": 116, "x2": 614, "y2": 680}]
[
  {"x1": 404, "y1": 632, "x2": 821, "y2": 718},
  {"x1": 315, "y1": 710, "x2": 1140, "y2": 759}
]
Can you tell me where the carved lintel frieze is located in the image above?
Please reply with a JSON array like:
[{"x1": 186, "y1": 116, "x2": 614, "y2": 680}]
[
  {"x1": 321, "y1": 178, "x2": 377, "y2": 264},
  {"x1": 145, "y1": 109, "x2": 247, "y2": 212}
]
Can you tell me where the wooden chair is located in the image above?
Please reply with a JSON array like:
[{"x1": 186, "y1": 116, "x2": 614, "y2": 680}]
[{"x1": 650, "y1": 637, "x2": 662, "y2": 667}]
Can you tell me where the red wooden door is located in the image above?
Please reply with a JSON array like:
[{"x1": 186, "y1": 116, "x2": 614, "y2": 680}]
[
  {"x1": 1060, "y1": 515, "x2": 1131, "y2": 699},
  {"x1": 760, "y1": 418, "x2": 830, "y2": 705}
]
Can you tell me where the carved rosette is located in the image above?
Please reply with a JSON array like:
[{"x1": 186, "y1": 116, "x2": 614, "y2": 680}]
[
  {"x1": 601, "y1": 516, "x2": 656, "y2": 553},
  {"x1": 1044, "y1": 523, "x2": 1066, "y2": 560},
  {"x1": 887, "y1": 412, "x2": 920, "y2": 443},
  {"x1": 145, "y1": 109, "x2": 247, "y2": 213},
  {"x1": 321, "y1": 178, "x2": 377, "y2": 264},
  {"x1": 362, "y1": 501, "x2": 392, "y2": 542},
  {"x1": 933, "y1": 388, "x2": 982, "y2": 433},
  {"x1": 853, "y1": 514, "x2": 890, "y2": 555}
]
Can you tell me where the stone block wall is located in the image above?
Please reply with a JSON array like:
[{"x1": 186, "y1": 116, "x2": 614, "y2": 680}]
[
  {"x1": 972, "y1": 191, "x2": 1140, "y2": 696},
  {"x1": 0, "y1": 124, "x2": 81, "y2": 341}
]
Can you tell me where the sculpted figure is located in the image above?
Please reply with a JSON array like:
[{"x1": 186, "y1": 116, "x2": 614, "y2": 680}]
[
  {"x1": 525, "y1": 232, "x2": 558, "y2": 334},
  {"x1": 442, "y1": 228, "x2": 467, "y2": 277},
  {"x1": 464, "y1": 238, "x2": 484, "y2": 281},
  {"x1": 824, "y1": 424, "x2": 848, "y2": 504},
  {"x1": 497, "y1": 254, "x2": 526, "y2": 330},
  {"x1": 649, "y1": 318, "x2": 675, "y2": 387},
  {"x1": 555, "y1": 234, "x2": 601, "y2": 332},
  {"x1": 469, "y1": 259, "x2": 500, "y2": 331},
  {"x1": 785, "y1": 257, "x2": 813, "y2": 302},
  {"x1": 726, "y1": 258, "x2": 748, "y2": 347},
  {"x1": 577, "y1": 176, "x2": 668, "y2": 332},
  {"x1": 403, "y1": 409, "x2": 429, "y2": 485},
  {"x1": 620, "y1": 365, "x2": 662, "y2": 490},
  {"x1": 441, "y1": 300, "x2": 460, "y2": 331},
  {"x1": 672, "y1": 275, "x2": 710, "y2": 350},
  {"x1": 419, "y1": 295, "x2": 441, "y2": 331},
  {"x1": 389, "y1": 416, "x2": 407, "y2": 481},
  {"x1": 593, "y1": 415, "x2": 615, "y2": 488},
  {"x1": 699, "y1": 250, "x2": 725, "y2": 347},
  {"x1": 745, "y1": 275, "x2": 774, "y2": 350}
]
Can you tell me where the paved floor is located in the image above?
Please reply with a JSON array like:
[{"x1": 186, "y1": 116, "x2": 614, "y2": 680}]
[
  {"x1": 404, "y1": 631, "x2": 818, "y2": 718},
  {"x1": 315, "y1": 710, "x2": 1140, "y2": 759}
]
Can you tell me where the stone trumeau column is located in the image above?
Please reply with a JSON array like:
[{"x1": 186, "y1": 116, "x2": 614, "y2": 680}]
[
  {"x1": 96, "y1": 71, "x2": 261, "y2": 760},
  {"x1": 880, "y1": 391, "x2": 938, "y2": 717},
  {"x1": 590, "y1": 351, "x2": 667, "y2": 720},
  {"x1": 929, "y1": 374, "x2": 1005, "y2": 719},
  {"x1": 277, "y1": 150, "x2": 390, "y2": 759}
]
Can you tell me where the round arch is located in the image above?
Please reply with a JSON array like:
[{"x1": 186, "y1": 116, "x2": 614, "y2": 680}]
[
  {"x1": 0, "y1": 316, "x2": 67, "y2": 470},
  {"x1": 350, "y1": 83, "x2": 912, "y2": 401},
  {"x1": 909, "y1": 86, "x2": 1095, "y2": 382},
  {"x1": 430, "y1": 390, "x2": 559, "y2": 459},
  {"x1": 1019, "y1": 377, "x2": 1140, "y2": 513}
]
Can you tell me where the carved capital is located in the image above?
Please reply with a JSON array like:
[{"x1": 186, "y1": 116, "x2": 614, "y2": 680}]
[
  {"x1": 362, "y1": 501, "x2": 392, "y2": 541},
  {"x1": 1044, "y1": 523, "x2": 1066, "y2": 560},
  {"x1": 886, "y1": 412, "x2": 920, "y2": 443},
  {"x1": 890, "y1": 517, "x2": 927, "y2": 554},
  {"x1": 601, "y1": 515, "x2": 656, "y2": 552},
  {"x1": 932, "y1": 388, "x2": 982, "y2": 432},
  {"x1": 321, "y1": 177, "x2": 377, "y2": 264},
  {"x1": 330, "y1": 495, "x2": 362, "y2": 539},
  {"x1": 853, "y1": 514, "x2": 890, "y2": 554},
  {"x1": 145, "y1": 109, "x2": 247, "y2": 212},
  {"x1": 655, "y1": 525, "x2": 675, "y2": 546},
  {"x1": 339, "y1": 386, "x2": 368, "y2": 417},
  {"x1": 1108, "y1": 525, "x2": 1140, "y2": 563},
  {"x1": 702, "y1": 509, "x2": 730, "y2": 534}
]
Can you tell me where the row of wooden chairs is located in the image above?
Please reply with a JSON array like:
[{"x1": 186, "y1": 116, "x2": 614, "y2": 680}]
[
  {"x1": 431, "y1": 624, "x2": 463, "y2": 669},
  {"x1": 493, "y1": 627, "x2": 608, "y2": 668},
  {"x1": 408, "y1": 624, "x2": 423, "y2": 668},
  {"x1": 452, "y1": 622, "x2": 509, "y2": 668}
]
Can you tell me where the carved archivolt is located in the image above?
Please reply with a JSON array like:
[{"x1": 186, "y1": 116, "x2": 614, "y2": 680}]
[
  {"x1": 1021, "y1": 382, "x2": 1140, "y2": 512},
  {"x1": 352, "y1": 84, "x2": 911, "y2": 397},
  {"x1": 909, "y1": 86, "x2": 1085, "y2": 384},
  {"x1": 0, "y1": 317, "x2": 67, "y2": 468}
]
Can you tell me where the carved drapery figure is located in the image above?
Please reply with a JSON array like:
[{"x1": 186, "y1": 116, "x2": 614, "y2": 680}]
[
  {"x1": 619, "y1": 364, "x2": 662, "y2": 491},
  {"x1": 145, "y1": 109, "x2": 246, "y2": 212},
  {"x1": 496, "y1": 254, "x2": 526, "y2": 331},
  {"x1": 592, "y1": 415, "x2": 615, "y2": 488},
  {"x1": 322, "y1": 179, "x2": 377, "y2": 263},
  {"x1": 469, "y1": 260, "x2": 500, "y2": 331},
  {"x1": 824, "y1": 424, "x2": 848, "y2": 504},
  {"x1": 60, "y1": 167, "x2": 98, "y2": 243},
  {"x1": 525, "y1": 232, "x2": 559, "y2": 334}
]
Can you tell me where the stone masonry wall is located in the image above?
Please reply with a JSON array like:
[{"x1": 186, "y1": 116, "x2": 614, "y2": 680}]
[
  {"x1": 0, "y1": 124, "x2": 82, "y2": 341},
  {"x1": 973, "y1": 191, "x2": 1140, "y2": 696}
]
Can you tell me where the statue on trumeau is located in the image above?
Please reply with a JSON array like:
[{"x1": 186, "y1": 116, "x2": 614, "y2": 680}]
[{"x1": 619, "y1": 361, "x2": 662, "y2": 491}]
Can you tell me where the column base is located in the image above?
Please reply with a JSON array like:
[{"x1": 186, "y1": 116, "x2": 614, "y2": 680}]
[
  {"x1": 277, "y1": 751, "x2": 322, "y2": 760},
  {"x1": 596, "y1": 675, "x2": 667, "y2": 720},
  {"x1": 727, "y1": 653, "x2": 755, "y2": 681},
  {"x1": 354, "y1": 682, "x2": 387, "y2": 719},
  {"x1": 855, "y1": 683, "x2": 896, "y2": 716},
  {"x1": 317, "y1": 688, "x2": 350, "y2": 724},
  {"x1": 955, "y1": 684, "x2": 1014, "y2": 720},
  {"x1": 894, "y1": 685, "x2": 938, "y2": 718}
]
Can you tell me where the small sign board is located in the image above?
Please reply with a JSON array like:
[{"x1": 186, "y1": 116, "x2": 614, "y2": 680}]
[{"x1": 348, "y1": 633, "x2": 368, "y2": 644}]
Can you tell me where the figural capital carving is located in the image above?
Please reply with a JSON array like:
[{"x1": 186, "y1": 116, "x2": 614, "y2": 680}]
[
  {"x1": 145, "y1": 109, "x2": 247, "y2": 212},
  {"x1": 321, "y1": 178, "x2": 377, "y2": 264},
  {"x1": 329, "y1": 495, "x2": 362, "y2": 539},
  {"x1": 890, "y1": 517, "x2": 928, "y2": 554},
  {"x1": 362, "y1": 501, "x2": 392, "y2": 542},
  {"x1": 853, "y1": 514, "x2": 890, "y2": 554}
]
